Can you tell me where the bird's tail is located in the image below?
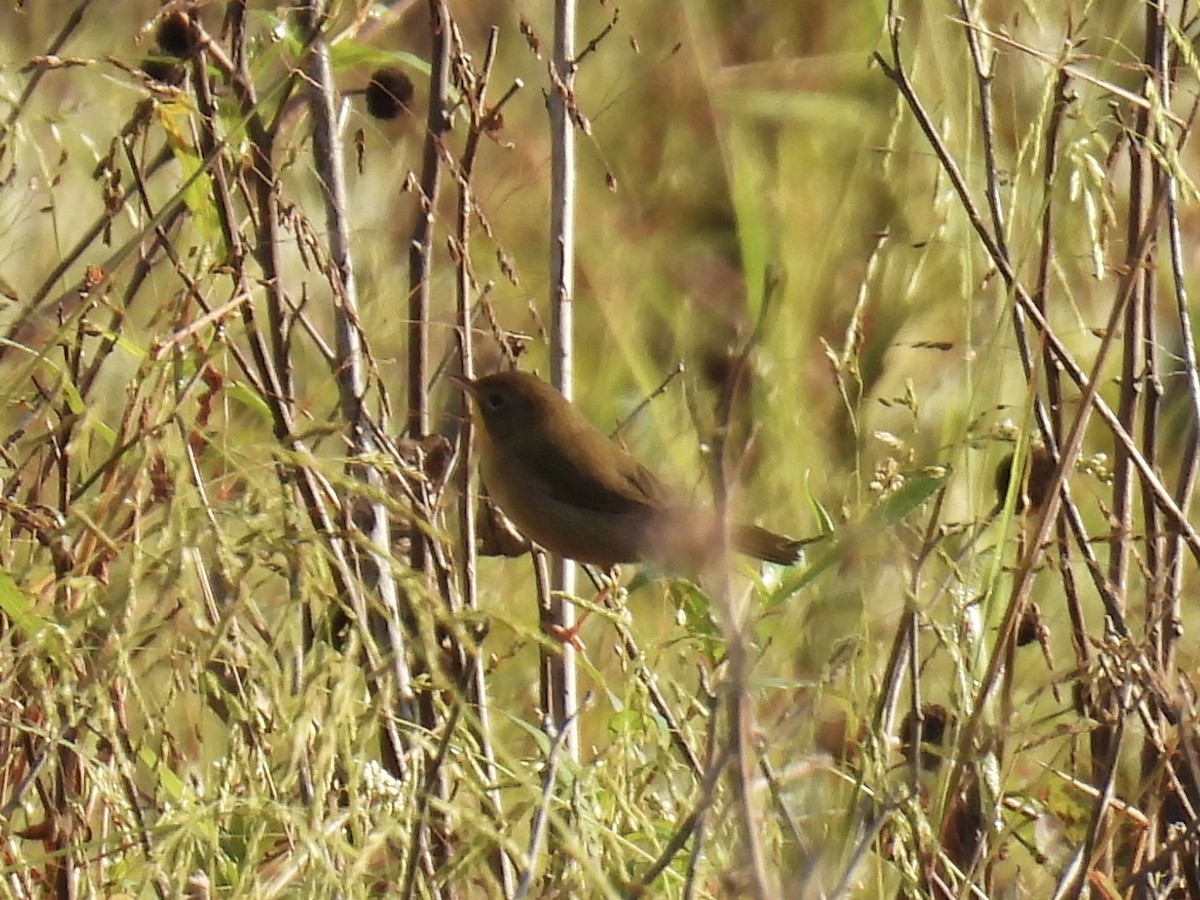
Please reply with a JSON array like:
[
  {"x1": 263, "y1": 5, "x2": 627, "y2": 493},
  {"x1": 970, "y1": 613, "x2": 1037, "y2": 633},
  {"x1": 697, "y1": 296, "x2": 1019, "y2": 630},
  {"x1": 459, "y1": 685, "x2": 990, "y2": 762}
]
[{"x1": 734, "y1": 524, "x2": 820, "y2": 566}]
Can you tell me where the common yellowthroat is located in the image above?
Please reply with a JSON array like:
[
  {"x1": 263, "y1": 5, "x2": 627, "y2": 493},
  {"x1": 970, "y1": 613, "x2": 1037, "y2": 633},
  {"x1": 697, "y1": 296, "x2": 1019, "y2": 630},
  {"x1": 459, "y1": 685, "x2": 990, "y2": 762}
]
[{"x1": 455, "y1": 370, "x2": 812, "y2": 569}]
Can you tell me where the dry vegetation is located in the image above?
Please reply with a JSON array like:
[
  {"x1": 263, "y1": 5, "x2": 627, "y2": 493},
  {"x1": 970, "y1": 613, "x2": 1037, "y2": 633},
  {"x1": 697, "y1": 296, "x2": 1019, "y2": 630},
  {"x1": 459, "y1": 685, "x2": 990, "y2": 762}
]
[{"x1": 0, "y1": 0, "x2": 1198, "y2": 897}]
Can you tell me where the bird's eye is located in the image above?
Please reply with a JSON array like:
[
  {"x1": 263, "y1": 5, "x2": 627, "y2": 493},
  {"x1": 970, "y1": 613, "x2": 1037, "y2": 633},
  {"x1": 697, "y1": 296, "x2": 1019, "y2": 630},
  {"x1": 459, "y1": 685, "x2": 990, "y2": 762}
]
[{"x1": 484, "y1": 391, "x2": 505, "y2": 410}]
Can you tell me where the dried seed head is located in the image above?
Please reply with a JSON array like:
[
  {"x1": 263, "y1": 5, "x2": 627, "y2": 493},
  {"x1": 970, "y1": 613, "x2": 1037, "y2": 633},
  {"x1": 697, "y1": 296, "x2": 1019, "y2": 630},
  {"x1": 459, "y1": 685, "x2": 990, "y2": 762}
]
[{"x1": 365, "y1": 67, "x2": 414, "y2": 120}]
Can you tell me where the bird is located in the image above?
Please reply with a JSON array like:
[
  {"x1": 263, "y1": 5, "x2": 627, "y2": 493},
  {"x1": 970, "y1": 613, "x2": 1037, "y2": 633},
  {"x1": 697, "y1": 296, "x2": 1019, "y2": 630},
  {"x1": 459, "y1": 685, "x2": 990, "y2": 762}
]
[{"x1": 453, "y1": 370, "x2": 814, "y2": 571}]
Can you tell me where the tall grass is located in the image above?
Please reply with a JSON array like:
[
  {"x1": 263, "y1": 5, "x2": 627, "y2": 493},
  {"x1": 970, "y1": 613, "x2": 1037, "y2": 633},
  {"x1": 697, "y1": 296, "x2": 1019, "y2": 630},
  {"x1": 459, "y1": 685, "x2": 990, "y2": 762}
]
[{"x1": 0, "y1": 1, "x2": 1197, "y2": 896}]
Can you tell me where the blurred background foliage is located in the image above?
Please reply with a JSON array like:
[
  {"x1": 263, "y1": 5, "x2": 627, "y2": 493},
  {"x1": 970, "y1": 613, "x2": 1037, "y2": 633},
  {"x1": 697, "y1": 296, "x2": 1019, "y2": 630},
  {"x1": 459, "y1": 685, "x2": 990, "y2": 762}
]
[{"x1": 0, "y1": 0, "x2": 1197, "y2": 896}]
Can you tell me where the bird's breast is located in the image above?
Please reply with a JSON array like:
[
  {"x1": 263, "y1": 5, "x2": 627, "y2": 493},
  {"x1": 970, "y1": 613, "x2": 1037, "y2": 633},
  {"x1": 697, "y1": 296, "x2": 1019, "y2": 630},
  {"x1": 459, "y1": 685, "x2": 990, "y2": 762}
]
[{"x1": 478, "y1": 442, "x2": 648, "y2": 566}]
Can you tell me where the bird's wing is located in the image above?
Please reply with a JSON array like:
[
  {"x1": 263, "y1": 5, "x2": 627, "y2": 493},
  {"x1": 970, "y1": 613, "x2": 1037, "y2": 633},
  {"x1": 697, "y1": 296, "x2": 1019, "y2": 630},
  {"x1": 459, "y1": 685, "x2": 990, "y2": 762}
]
[{"x1": 534, "y1": 425, "x2": 673, "y2": 516}]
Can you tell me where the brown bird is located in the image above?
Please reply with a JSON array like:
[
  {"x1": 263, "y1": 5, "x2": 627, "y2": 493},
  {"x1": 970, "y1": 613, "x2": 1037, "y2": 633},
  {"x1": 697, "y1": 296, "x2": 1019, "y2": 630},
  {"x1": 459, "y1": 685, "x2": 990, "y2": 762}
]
[{"x1": 454, "y1": 370, "x2": 813, "y2": 570}]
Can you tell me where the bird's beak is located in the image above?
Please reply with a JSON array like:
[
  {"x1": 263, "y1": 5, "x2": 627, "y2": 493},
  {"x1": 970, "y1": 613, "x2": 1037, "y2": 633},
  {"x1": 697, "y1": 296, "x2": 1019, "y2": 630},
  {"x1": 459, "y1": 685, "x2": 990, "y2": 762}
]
[{"x1": 448, "y1": 373, "x2": 479, "y2": 398}]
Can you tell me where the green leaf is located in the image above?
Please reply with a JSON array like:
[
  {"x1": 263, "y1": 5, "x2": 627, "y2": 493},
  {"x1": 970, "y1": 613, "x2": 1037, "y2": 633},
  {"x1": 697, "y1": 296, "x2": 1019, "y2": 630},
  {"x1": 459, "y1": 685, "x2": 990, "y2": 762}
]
[
  {"x1": 155, "y1": 99, "x2": 223, "y2": 245},
  {"x1": 138, "y1": 744, "x2": 187, "y2": 801},
  {"x1": 328, "y1": 44, "x2": 431, "y2": 78},
  {"x1": 806, "y1": 471, "x2": 836, "y2": 535},
  {"x1": 877, "y1": 469, "x2": 948, "y2": 524},
  {"x1": 0, "y1": 568, "x2": 48, "y2": 641},
  {"x1": 498, "y1": 709, "x2": 553, "y2": 757},
  {"x1": 609, "y1": 708, "x2": 648, "y2": 737},
  {"x1": 226, "y1": 382, "x2": 274, "y2": 421},
  {"x1": 768, "y1": 468, "x2": 949, "y2": 608},
  {"x1": 89, "y1": 418, "x2": 117, "y2": 448}
]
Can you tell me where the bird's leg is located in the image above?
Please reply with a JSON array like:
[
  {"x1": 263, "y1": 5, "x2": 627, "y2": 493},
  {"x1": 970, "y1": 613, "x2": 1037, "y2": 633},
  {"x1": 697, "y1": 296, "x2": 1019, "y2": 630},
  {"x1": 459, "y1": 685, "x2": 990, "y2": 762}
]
[{"x1": 546, "y1": 564, "x2": 621, "y2": 650}]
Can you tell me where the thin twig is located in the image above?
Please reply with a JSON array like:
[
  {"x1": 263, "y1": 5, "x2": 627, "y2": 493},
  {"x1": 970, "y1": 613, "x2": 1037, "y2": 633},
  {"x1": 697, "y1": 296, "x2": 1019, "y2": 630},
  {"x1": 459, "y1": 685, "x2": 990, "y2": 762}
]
[
  {"x1": 0, "y1": 0, "x2": 96, "y2": 140},
  {"x1": 546, "y1": 0, "x2": 581, "y2": 766},
  {"x1": 452, "y1": 24, "x2": 518, "y2": 898},
  {"x1": 514, "y1": 699, "x2": 590, "y2": 899}
]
